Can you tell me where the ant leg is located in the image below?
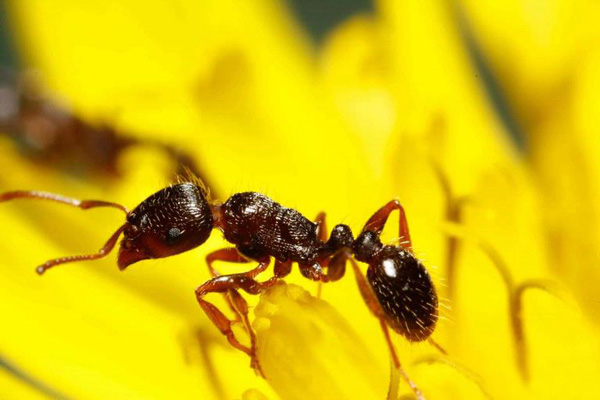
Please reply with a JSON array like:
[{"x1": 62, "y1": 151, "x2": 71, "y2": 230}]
[
  {"x1": 299, "y1": 262, "x2": 328, "y2": 282},
  {"x1": 226, "y1": 260, "x2": 291, "y2": 374},
  {"x1": 227, "y1": 289, "x2": 263, "y2": 374},
  {"x1": 206, "y1": 250, "x2": 278, "y2": 328},
  {"x1": 347, "y1": 258, "x2": 384, "y2": 319},
  {"x1": 195, "y1": 295, "x2": 254, "y2": 364},
  {"x1": 206, "y1": 248, "x2": 252, "y2": 322},
  {"x1": 205, "y1": 251, "x2": 272, "y2": 343},
  {"x1": 0, "y1": 190, "x2": 129, "y2": 214},
  {"x1": 427, "y1": 338, "x2": 447, "y2": 355},
  {"x1": 36, "y1": 224, "x2": 128, "y2": 275},
  {"x1": 348, "y1": 258, "x2": 424, "y2": 399},
  {"x1": 195, "y1": 262, "x2": 281, "y2": 378},
  {"x1": 314, "y1": 212, "x2": 328, "y2": 297},
  {"x1": 206, "y1": 248, "x2": 249, "y2": 277},
  {"x1": 326, "y1": 251, "x2": 348, "y2": 282},
  {"x1": 380, "y1": 321, "x2": 425, "y2": 400},
  {"x1": 273, "y1": 259, "x2": 292, "y2": 279},
  {"x1": 314, "y1": 211, "x2": 328, "y2": 242},
  {"x1": 304, "y1": 212, "x2": 338, "y2": 292},
  {"x1": 362, "y1": 200, "x2": 412, "y2": 250}
]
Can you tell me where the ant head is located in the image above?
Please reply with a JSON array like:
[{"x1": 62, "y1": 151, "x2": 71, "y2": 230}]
[{"x1": 118, "y1": 183, "x2": 213, "y2": 269}]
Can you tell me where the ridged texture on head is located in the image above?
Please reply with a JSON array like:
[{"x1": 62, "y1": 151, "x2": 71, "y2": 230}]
[{"x1": 118, "y1": 183, "x2": 213, "y2": 268}]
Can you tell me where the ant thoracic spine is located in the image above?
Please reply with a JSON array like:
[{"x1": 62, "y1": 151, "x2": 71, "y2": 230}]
[{"x1": 0, "y1": 183, "x2": 438, "y2": 398}]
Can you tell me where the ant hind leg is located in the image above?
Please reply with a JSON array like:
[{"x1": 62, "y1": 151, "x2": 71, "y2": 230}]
[
  {"x1": 348, "y1": 258, "x2": 424, "y2": 400},
  {"x1": 362, "y1": 200, "x2": 412, "y2": 251}
]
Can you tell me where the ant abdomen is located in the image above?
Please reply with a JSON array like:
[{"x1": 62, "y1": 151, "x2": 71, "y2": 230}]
[{"x1": 367, "y1": 246, "x2": 438, "y2": 342}]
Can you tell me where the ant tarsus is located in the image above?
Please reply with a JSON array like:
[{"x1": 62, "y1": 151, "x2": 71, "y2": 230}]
[{"x1": 1, "y1": 183, "x2": 439, "y2": 397}]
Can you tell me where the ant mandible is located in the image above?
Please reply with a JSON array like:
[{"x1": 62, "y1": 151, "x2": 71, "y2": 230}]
[{"x1": 0, "y1": 183, "x2": 438, "y2": 398}]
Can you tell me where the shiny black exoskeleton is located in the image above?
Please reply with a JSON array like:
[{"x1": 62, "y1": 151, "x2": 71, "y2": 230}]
[
  {"x1": 0, "y1": 182, "x2": 438, "y2": 393},
  {"x1": 115, "y1": 184, "x2": 438, "y2": 342}
]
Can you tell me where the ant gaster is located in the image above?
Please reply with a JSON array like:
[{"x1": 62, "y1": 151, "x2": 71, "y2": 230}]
[{"x1": 0, "y1": 183, "x2": 438, "y2": 398}]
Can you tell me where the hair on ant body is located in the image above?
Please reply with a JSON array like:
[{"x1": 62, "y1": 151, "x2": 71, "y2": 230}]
[{"x1": 1, "y1": 182, "x2": 438, "y2": 399}]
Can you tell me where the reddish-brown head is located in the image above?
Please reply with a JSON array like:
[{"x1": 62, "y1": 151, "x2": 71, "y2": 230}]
[{"x1": 118, "y1": 183, "x2": 213, "y2": 269}]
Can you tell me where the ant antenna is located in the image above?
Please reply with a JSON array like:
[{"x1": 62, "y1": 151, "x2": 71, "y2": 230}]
[
  {"x1": 0, "y1": 190, "x2": 130, "y2": 274},
  {"x1": 35, "y1": 224, "x2": 127, "y2": 275},
  {"x1": 0, "y1": 190, "x2": 129, "y2": 214}
]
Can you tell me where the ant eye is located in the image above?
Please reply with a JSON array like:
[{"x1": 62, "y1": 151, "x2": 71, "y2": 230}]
[{"x1": 166, "y1": 227, "x2": 183, "y2": 244}]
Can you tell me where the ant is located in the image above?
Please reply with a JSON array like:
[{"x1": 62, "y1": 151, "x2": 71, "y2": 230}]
[
  {"x1": 0, "y1": 182, "x2": 439, "y2": 399},
  {"x1": 0, "y1": 71, "x2": 214, "y2": 189}
]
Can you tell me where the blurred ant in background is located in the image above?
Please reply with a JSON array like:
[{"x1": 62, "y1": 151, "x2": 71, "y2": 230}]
[{"x1": 0, "y1": 70, "x2": 213, "y2": 188}]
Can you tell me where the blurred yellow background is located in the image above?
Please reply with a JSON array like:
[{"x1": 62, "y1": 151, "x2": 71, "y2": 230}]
[{"x1": 0, "y1": 1, "x2": 599, "y2": 399}]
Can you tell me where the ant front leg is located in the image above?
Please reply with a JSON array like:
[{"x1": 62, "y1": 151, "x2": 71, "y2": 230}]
[
  {"x1": 206, "y1": 248, "x2": 252, "y2": 323},
  {"x1": 196, "y1": 257, "x2": 284, "y2": 377},
  {"x1": 363, "y1": 200, "x2": 412, "y2": 251},
  {"x1": 348, "y1": 257, "x2": 425, "y2": 400}
]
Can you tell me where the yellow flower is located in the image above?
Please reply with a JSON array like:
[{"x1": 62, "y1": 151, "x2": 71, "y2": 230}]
[
  {"x1": 458, "y1": 0, "x2": 600, "y2": 323},
  {"x1": 1, "y1": 1, "x2": 599, "y2": 399}
]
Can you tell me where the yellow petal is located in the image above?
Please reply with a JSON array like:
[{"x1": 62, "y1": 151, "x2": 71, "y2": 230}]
[
  {"x1": 254, "y1": 282, "x2": 388, "y2": 399},
  {"x1": 458, "y1": 0, "x2": 600, "y2": 127}
]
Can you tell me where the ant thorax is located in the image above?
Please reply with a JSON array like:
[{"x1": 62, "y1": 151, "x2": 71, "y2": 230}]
[
  {"x1": 0, "y1": 183, "x2": 439, "y2": 399},
  {"x1": 217, "y1": 192, "x2": 323, "y2": 263}
]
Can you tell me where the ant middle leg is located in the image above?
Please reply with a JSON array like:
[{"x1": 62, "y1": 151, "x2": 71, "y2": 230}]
[
  {"x1": 362, "y1": 200, "x2": 412, "y2": 250},
  {"x1": 348, "y1": 257, "x2": 424, "y2": 400},
  {"x1": 314, "y1": 211, "x2": 328, "y2": 242},
  {"x1": 206, "y1": 248, "x2": 250, "y2": 277}
]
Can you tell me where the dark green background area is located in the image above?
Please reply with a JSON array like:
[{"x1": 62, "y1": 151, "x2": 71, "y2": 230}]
[
  {"x1": 287, "y1": 0, "x2": 373, "y2": 42},
  {"x1": 0, "y1": 1, "x2": 19, "y2": 68}
]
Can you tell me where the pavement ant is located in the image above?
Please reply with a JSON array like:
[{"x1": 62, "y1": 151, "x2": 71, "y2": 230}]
[{"x1": 0, "y1": 183, "x2": 438, "y2": 398}]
